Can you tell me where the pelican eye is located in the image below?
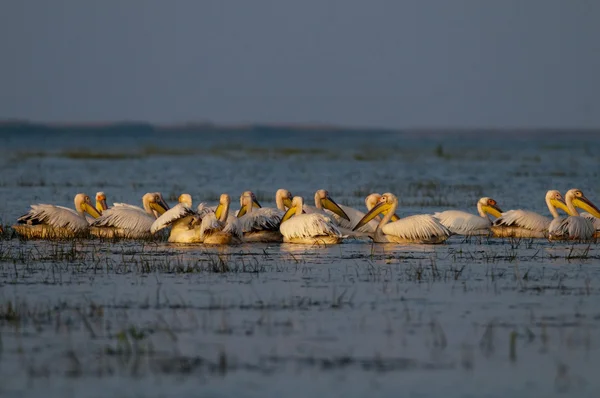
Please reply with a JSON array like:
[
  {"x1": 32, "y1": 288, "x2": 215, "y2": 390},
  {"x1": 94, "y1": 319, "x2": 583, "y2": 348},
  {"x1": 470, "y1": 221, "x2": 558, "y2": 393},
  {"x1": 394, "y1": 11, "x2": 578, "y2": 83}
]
[{"x1": 489, "y1": 199, "x2": 496, "y2": 205}]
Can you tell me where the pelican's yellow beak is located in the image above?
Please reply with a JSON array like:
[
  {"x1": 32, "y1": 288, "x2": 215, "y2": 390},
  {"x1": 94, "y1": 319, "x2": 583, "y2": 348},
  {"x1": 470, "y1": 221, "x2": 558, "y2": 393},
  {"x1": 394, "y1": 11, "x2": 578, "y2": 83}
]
[
  {"x1": 482, "y1": 203, "x2": 503, "y2": 218},
  {"x1": 321, "y1": 196, "x2": 350, "y2": 221},
  {"x1": 237, "y1": 206, "x2": 247, "y2": 218},
  {"x1": 573, "y1": 196, "x2": 600, "y2": 218},
  {"x1": 353, "y1": 200, "x2": 393, "y2": 231},
  {"x1": 281, "y1": 206, "x2": 297, "y2": 223},
  {"x1": 551, "y1": 197, "x2": 570, "y2": 215},
  {"x1": 82, "y1": 202, "x2": 102, "y2": 219},
  {"x1": 215, "y1": 203, "x2": 223, "y2": 220},
  {"x1": 96, "y1": 197, "x2": 108, "y2": 212},
  {"x1": 150, "y1": 198, "x2": 170, "y2": 216},
  {"x1": 390, "y1": 213, "x2": 401, "y2": 222}
]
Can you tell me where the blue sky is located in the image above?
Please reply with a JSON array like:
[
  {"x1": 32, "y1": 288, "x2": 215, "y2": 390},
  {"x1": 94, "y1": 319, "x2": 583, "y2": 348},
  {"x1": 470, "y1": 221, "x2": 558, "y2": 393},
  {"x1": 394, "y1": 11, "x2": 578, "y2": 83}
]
[{"x1": 1, "y1": 0, "x2": 598, "y2": 128}]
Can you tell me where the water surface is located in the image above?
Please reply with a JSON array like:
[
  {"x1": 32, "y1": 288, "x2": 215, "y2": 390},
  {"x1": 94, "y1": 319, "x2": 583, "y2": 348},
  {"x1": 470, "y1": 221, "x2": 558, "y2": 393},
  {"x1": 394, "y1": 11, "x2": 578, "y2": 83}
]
[{"x1": 1, "y1": 127, "x2": 599, "y2": 397}]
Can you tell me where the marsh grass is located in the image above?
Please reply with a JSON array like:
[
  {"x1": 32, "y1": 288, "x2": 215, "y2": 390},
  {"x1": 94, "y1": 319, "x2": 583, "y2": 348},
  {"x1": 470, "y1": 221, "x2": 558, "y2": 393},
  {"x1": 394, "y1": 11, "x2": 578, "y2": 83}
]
[{"x1": 0, "y1": 242, "x2": 597, "y2": 388}]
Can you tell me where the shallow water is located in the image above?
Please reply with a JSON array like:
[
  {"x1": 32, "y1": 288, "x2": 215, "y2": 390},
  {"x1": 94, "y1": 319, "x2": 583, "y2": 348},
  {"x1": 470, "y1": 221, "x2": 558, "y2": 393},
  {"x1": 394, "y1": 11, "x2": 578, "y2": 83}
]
[{"x1": 1, "y1": 128, "x2": 600, "y2": 397}]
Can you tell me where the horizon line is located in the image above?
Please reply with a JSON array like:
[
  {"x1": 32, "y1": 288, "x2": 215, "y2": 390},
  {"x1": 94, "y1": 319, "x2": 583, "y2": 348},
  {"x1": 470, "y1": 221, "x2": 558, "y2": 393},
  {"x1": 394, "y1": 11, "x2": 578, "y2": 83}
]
[{"x1": 0, "y1": 118, "x2": 599, "y2": 133}]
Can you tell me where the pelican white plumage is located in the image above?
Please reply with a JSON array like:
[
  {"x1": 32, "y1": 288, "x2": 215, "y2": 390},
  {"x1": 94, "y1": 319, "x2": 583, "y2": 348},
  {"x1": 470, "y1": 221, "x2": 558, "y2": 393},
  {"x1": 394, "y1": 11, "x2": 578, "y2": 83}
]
[
  {"x1": 582, "y1": 214, "x2": 600, "y2": 233},
  {"x1": 549, "y1": 189, "x2": 598, "y2": 241},
  {"x1": 353, "y1": 193, "x2": 451, "y2": 244},
  {"x1": 201, "y1": 193, "x2": 243, "y2": 245},
  {"x1": 492, "y1": 190, "x2": 569, "y2": 239},
  {"x1": 236, "y1": 189, "x2": 293, "y2": 242},
  {"x1": 89, "y1": 192, "x2": 170, "y2": 239},
  {"x1": 13, "y1": 193, "x2": 103, "y2": 239},
  {"x1": 150, "y1": 194, "x2": 209, "y2": 243},
  {"x1": 280, "y1": 196, "x2": 344, "y2": 244},
  {"x1": 433, "y1": 197, "x2": 503, "y2": 236}
]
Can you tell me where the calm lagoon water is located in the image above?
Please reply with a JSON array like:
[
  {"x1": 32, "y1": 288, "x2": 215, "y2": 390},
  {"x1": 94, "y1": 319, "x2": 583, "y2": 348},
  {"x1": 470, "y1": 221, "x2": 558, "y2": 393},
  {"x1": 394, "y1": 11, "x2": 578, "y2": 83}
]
[{"x1": 1, "y1": 127, "x2": 600, "y2": 397}]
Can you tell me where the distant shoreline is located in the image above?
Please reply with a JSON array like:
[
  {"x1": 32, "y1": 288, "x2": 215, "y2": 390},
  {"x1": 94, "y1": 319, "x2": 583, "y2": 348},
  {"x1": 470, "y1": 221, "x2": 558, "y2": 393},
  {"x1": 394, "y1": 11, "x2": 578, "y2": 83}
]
[{"x1": 0, "y1": 120, "x2": 598, "y2": 134}]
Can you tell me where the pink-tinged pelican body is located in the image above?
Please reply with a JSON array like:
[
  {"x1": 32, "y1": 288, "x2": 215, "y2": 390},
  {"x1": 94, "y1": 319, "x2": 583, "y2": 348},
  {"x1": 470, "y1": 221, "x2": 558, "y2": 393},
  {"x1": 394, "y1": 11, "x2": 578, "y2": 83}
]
[
  {"x1": 280, "y1": 196, "x2": 344, "y2": 245},
  {"x1": 434, "y1": 197, "x2": 503, "y2": 236},
  {"x1": 353, "y1": 193, "x2": 451, "y2": 244},
  {"x1": 150, "y1": 194, "x2": 210, "y2": 243},
  {"x1": 236, "y1": 189, "x2": 293, "y2": 243},
  {"x1": 202, "y1": 193, "x2": 243, "y2": 245},
  {"x1": 549, "y1": 189, "x2": 599, "y2": 241},
  {"x1": 13, "y1": 193, "x2": 102, "y2": 239},
  {"x1": 492, "y1": 190, "x2": 569, "y2": 239},
  {"x1": 89, "y1": 192, "x2": 170, "y2": 239}
]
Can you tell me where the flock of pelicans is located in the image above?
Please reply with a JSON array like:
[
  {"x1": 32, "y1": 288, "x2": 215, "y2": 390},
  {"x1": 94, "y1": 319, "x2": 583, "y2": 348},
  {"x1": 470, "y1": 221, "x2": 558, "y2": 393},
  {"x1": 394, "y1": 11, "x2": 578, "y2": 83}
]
[{"x1": 9, "y1": 188, "x2": 600, "y2": 245}]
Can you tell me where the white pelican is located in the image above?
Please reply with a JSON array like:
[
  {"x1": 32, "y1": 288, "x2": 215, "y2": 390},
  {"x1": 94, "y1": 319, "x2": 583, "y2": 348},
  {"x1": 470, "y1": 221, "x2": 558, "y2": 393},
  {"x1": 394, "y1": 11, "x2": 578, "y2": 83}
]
[
  {"x1": 352, "y1": 193, "x2": 451, "y2": 244},
  {"x1": 13, "y1": 193, "x2": 102, "y2": 239},
  {"x1": 89, "y1": 192, "x2": 170, "y2": 239},
  {"x1": 303, "y1": 189, "x2": 352, "y2": 230},
  {"x1": 150, "y1": 194, "x2": 205, "y2": 243},
  {"x1": 492, "y1": 190, "x2": 569, "y2": 239},
  {"x1": 95, "y1": 192, "x2": 108, "y2": 212},
  {"x1": 549, "y1": 188, "x2": 598, "y2": 241},
  {"x1": 236, "y1": 190, "x2": 293, "y2": 242},
  {"x1": 571, "y1": 189, "x2": 600, "y2": 237},
  {"x1": 433, "y1": 197, "x2": 503, "y2": 236},
  {"x1": 280, "y1": 196, "x2": 344, "y2": 245},
  {"x1": 201, "y1": 193, "x2": 243, "y2": 245}
]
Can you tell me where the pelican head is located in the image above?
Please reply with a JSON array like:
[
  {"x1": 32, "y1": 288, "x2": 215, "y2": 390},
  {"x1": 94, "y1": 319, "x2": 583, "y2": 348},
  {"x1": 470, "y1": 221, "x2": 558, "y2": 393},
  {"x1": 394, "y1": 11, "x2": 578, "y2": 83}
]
[
  {"x1": 314, "y1": 189, "x2": 350, "y2": 221},
  {"x1": 142, "y1": 192, "x2": 170, "y2": 218},
  {"x1": 353, "y1": 192, "x2": 398, "y2": 231},
  {"x1": 365, "y1": 193, "x2": 401, "y2": 221},
  {"x1": 95, "y1": 191, "x2": 108, "y2": 212},
  {"x1": 237, "y1": 191, "x2": 262, "y2": 217},
  {"x1": 478, "y1": 197, "x2": 503, "y2": 218},
  {"x1": 281, "y1": 196, "x2": 304, "y2": 223},
  {"x1": 545, "y1": 190, "x2": 570, "y2": 214},
  {"x1": 365, "y1": 193, "x2": 382, "y2": 211},
  {"x1": 276, "y1": 188, "x2": 294, "y2": 210},
  {"x1": 75, "y1": 193, "x2": 102, "y2": 218},
  {"x1": 214, "y1": 193, "x2": 231, "y2": 221},
  {"x1": 178, "y1": 193, "x2": 193, "y2": 207},
  {"x1": 568, "y1": 188, "x2": 600, "y2": 217}
]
